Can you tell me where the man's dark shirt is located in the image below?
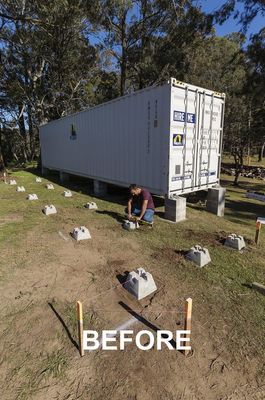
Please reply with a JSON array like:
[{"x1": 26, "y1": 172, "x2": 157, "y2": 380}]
[{"x1": 130, "y1": 188, "x2": 155, "y2": 211}]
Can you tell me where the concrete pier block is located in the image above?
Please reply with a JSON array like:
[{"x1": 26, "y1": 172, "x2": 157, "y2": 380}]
[
  {"x1": 43, "y1": 205, "x2": 57, "y2": 215},
  {"x1": 225, "y1": 234, "x2": 246, "y2": 251},
  {"x1": 124, "y1": 268, "x2": 157, "y2": 300},
  {"x1": 27, "y1": 194, "x2": 38, "y2": 201},
  {"x1": 63, "y1": 190, "x2": 72, "y2": 197},
  {"x1": 164, "y1": 196, "x2": 186, "y2": 222},
  {"x1": 60, "y1": 171, "x2": 69, "y2": 182},
  {"x1": 72, "y1": 226, "x2": 91, "y2": 241},
  {"x1": 123, "y1": 220, "x2": 139, "y2": 231},
  {"x1": 186, "y1": 245, "x2": 211, "y2": 267},
  {"x1": 17, "y1": 186, "x2": 25, "y2": 192},
  {"x1": 206, "y1": 186, "x2": 226, "y2": 217},
  {"x1": 85, "y1": 202, "x2": 98, "y2": 210},
  {"x1": 93, "y1": 180, "x2": 107, "y2": 196},
  {"x1": 46, "y1": 183, "x2": 54, "y2": 190}
]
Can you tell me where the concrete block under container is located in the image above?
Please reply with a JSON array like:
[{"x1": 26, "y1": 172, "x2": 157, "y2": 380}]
[
  {"x1": 42, "y1": 166, "x2": 49, "y2": 176},
  {"x1": 93, "y1": 180, "x2": 107, "y2": 196},
  {"x1": 60, "y1": 171, "x2": 69, "y2": 182},
  {"x1": 206, "y1": 187, "x2": 226, "y2": 217},
  {"x1": 164, "y1": 196, "x2": 186, "y2": 222}
]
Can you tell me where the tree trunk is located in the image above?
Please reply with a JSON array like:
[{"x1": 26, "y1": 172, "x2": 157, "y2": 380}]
[
  {"x1": 233, "y1": 153, "x2": 242, "y2": 186},
  {"x1": 258, "y1": 142, "x2": 265, "y2": 162},
  {"x1": 18, "y1": 105, "x2": 29, "y2": 163},
  {"x1": 0, "y1": 128, "x2": 6, "y2": 173},
  {"x1": 138, "y1": 0, "x2": 147, "y2": 90},
  {"x1": 27, "y1": 105, "x2": 36, "y2": 161},
  {"x1": 120, "y1": 11, "x2": 127, "y2": 96}
]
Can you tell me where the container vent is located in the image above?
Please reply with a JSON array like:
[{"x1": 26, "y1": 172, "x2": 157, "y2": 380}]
[
  {"x1": 175, "y1": 165, "x2": 181, "y2": 175},
  {"x1": 70, "y1": 124, "x2": 77, "y2": 140}
]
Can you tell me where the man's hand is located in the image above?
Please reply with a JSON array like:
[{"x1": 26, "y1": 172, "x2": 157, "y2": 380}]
[{"x1": 128, "y1": 213, "x2": 132, "y2": 220}]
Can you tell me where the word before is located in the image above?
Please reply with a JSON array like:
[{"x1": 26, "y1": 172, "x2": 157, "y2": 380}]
[{"x1": 83, "y1": 329, "x2": 191, "y2": 351}]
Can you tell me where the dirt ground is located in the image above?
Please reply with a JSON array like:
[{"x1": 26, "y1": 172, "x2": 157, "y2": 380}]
[{"x1": 0, "y1": 170, "x2": 265, "y2": 400}]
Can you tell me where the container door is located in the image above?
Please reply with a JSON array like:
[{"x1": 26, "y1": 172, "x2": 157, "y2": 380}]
[
  {"x1": 169, "y1": 86, "x2": 199, "y2": 193},
  {"x1": 196, "y1": 93, "x2": 223, "y2": 188}
]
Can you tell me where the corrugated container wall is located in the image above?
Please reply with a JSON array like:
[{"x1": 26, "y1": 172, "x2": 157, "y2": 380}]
[{"x1": 40, "y1": 78, "x2": 225, "y2": 196}]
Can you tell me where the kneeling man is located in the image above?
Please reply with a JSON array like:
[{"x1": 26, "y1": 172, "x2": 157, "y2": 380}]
[{"x1": 127, "y1": 184, "x2": 155, "y2": 223}]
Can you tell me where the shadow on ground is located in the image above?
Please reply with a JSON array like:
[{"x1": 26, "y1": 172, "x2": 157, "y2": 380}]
[
  {"x1": 48, "y1": 302, "x2": 78, "y2": 350},
  {"x1": 27, "y1": 167, "x2": 165, "y2": 208},
  {"x1": 118, "y1": 301, "x2": 177, "y2": 349}
]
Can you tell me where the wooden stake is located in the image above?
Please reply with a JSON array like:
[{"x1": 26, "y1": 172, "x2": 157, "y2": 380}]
[
  {"x1": 77, "y1": 301, "x2": 84, "y2": 357},
  {"x1": 255, "y1": 221, "x2": 261, "y2": 245},
  {"x1": 184, "y1": 297, "x2": 192, "y2": 356},
  {"x1": 252, "y1": 282, "x2": 265, "y2": 296}
]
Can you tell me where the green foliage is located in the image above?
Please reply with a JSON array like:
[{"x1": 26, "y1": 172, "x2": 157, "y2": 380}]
[
  {"x1": 214, "y1": 0, "x2": 265, "y2": 33},
  {"x1": 0, "y1": 0, "x2": 265, "y2": 173}
]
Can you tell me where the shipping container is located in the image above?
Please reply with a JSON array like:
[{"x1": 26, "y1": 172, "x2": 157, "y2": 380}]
[{"x1": 39, "y1": 78, "x2": 225, "y2": 196}]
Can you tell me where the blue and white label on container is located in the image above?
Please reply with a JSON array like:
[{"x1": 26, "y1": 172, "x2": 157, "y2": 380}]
[
  {"x1": 173, "y1": 111, "x2": 196, "y2": 124},
  {"x1": 173, "y1": 134, "x2": 184, "y2": 146},
  {"x1": 200, "y1": 171, "x2": 216, "y2": 177},
  {"x1": 172, "y1": 175, "x2": 192, "y2": 182}
]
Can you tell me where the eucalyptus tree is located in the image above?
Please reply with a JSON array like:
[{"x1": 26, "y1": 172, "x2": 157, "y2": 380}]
[{"x1": 0, "y1": 0, "x2": 99, "y2": 161}]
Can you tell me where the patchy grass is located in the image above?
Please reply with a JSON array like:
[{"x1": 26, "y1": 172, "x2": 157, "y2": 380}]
[
  {"x1": 1, "y1": 168, "x2": 265, "y2": 398},
  {"x1": 15, "y1": 350, "x2": 67, "y2": 400}
]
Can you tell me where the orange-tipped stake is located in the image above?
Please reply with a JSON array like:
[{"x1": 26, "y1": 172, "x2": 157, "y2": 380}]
[
  {"x1": 184, "y1": 297, "x2": 192, "y2": 356},
  {"x1": 77, "y1": 301, "x2": 84, "y2": 357},
  {"x1": 255, "y1": 221, "x2": 262, "y2": 245}
]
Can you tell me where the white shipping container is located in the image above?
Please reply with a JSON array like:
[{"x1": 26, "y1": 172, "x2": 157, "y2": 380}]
[{"x1": 39, "y1": 78, "x2": 225, "y2": 196}]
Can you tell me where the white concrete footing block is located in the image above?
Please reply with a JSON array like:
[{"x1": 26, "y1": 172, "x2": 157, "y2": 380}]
[
  {"x1": 27, "y1": 194, "x2": 38, "y2": 201},
  {"x1": 225, "y1": 234, "x2": 245, "y2": 251},
  {"x1": 125, "y1": 268, "x2": 157, "y2": 300},
  {"x1": 43, "y1": 205, "x2": 57, "y2": 215},
  {"x1": 186, "y1": 245, "x2": 211, "y2": 267},
  {"x1": 123, "y1": 220, "x2": 139, "y2": 231},
  {"x1": 164, "y1": 196, "x2": 186, "y2": 222},
  {"x1": 9, "y1": 179, "x2": 17, "y2": 185},
  {"x1": 72, "y1": 226, "x2": 91, "y2": 241},
  {"x1": 36, "y1": 177, "x2": 42, "y2": 183},
  {"x1": 63, "y1": 190, "x2": 72, "y2": 197},
  {"x1": 17, "y1": 186, "x2": 25, "y2": 192},
  {"x1": 46, "y1": 184, "x2": 54, "y2": 190},
  {"x1": 85, "y1": 202, "x2": 98, "y2": 210}
]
